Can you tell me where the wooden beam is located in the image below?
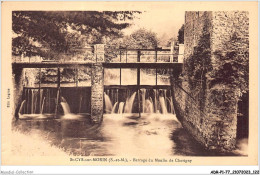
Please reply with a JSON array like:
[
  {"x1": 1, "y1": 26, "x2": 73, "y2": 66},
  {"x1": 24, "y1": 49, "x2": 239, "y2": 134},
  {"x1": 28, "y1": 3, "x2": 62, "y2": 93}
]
[
  {"x1": 12, "y1": 62, "x2": 93, "y2": 68},
  {"x1": 104, "y1": 85, "x2": 171, "y2": 90},
  {"x1": 118, "y1": 48, "x2": 171, "y2": 51},
  {"x1": 12, "y1": 62, "x2": 182, "y2": 69},
  {"x1": 103, "y1": 62, "x2": 183, "y2": 69}
]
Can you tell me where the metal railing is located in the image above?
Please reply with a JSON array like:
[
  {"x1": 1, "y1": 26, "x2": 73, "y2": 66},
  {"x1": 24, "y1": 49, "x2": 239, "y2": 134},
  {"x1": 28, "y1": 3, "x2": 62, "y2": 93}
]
[
  {"x1": 116, "y1": 47, "x2": 178, "y2": 63},
  {"x1": 12, "y1": 46, "x2": 182, "y2": 64}
]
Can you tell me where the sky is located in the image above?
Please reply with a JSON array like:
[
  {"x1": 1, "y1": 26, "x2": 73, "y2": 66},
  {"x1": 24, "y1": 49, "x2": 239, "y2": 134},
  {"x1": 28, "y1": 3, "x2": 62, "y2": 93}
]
[{"x1": 123, "y1": 8, "x2": 185, "y2": 44}]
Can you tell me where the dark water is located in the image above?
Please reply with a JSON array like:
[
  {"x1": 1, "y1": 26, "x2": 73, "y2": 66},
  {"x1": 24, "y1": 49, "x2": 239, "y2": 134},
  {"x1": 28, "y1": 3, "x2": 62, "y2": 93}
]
[{"x1": 13, "y1": 113, "x2": 247, "y2": 156}]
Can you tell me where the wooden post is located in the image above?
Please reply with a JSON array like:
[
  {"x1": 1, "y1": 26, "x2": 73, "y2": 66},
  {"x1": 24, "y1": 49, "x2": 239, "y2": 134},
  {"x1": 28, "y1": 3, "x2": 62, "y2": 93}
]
[
  {"x1": 137, "y1": 50, "x2": 141, "y2": 62},
  {"x1": 120, "y1": 50, "x2": 122, "y2": 85},
  {"x1": 55, "y1": 67, "x2": 61, "y2": 115},
  {"x1": 38, "y1": 68, "x2": 41, "y2": 113},
  {"x1": 126, "y1": 48, "x2": 128, "y2": 63},
  {"x1": 156, "y1": 68, "x2": 158, "y2": 85},
  {"x1": 57, "y1": 68, "x2": 61, "y2": 88},
  {"x1": 170, "y1": 41, "x2": 174, "y2": 62},
  {"x1": 120, "y1": 68, "x2": 122, "y2": 86},
  {"x1": 137, "y1": 64, "x2": 141, "y2": 117},
  {"x1": 120, "y1": 50, "x2": 122, "y2": 62},
  {"x1": 155, "y1": 48, "x2": 158, "y2": 62},
  {"x1": 155, "y1": 48, "x2": 158, "y2": 86},
  {"x1": 76, "y1": 68, "x2": 79, "y2": 87}
]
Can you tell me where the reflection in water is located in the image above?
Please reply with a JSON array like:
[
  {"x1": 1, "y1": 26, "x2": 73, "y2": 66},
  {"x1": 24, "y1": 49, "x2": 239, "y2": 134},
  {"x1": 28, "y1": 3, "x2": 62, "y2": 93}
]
[{"x1": 13, "y1": 113, "x2": 247, "y2": 156}]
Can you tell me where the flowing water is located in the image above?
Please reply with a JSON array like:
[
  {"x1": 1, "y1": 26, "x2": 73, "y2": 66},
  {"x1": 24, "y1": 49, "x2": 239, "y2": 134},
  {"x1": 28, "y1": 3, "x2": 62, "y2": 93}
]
[
  {"x1": 104, "y1": 88, "x2": 174, "y2": 115},
  {"x1": 15, "y1": 112, "x2": 247, "y2": 156},
  {"x1": 15, "y1": 87, "x2": 247, "y2": 156},
  {"x1": 14, "y1": 113, "x2": 247, "y2": 156}
]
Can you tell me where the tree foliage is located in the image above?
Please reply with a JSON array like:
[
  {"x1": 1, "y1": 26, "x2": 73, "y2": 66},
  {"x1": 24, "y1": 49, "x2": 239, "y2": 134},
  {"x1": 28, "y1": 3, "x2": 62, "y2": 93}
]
[
  {"x1": 121, "y1": 28, "x2": 159, "y2": 49},
  {"x1": 105, "y1": 28, "x2": 159, "y2": 61},
  {"x1": 12, "y1": 11, "x2": 141, "y2": 58},
  {"x1": 177, "y1": 24, "x2": 184, "y2": 44}
]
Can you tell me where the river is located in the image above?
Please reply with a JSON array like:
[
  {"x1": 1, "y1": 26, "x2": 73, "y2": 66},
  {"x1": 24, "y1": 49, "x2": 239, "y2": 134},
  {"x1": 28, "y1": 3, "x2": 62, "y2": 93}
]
[{"x1": 13, "y1": 113, "x2": 247, "y2": 157}]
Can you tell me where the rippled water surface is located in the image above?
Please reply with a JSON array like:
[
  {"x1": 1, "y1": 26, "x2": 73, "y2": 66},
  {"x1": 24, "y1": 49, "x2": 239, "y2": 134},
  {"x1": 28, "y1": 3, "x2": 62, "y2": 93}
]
[{"x1": 14, "y1": 113, "x2": 247, "y2": 156}]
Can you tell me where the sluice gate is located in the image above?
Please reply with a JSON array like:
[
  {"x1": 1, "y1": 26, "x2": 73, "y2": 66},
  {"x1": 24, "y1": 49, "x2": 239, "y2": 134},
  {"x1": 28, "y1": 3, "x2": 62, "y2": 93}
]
[{"x1": 13, "y1": 44, "x2": 182, "y2": 122}]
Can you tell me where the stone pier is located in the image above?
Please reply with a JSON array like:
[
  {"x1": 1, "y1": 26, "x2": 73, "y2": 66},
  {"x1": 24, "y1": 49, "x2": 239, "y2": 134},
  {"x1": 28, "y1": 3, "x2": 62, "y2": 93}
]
[
  {"x1": 12, "y1": 65, "x2": 24, "y2": 119},
  {"x1": 91, "y1": 44, "x2": 105, "y2": 123}
]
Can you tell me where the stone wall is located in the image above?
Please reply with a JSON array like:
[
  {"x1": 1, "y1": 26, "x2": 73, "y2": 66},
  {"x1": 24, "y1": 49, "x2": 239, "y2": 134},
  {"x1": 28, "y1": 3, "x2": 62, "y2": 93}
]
[
  {"x1": 12, "y1": 67, "x2": 39, "y2": 119},
  {"x1": 172, "y1": 11, "x2": 249, "y2": 151}
]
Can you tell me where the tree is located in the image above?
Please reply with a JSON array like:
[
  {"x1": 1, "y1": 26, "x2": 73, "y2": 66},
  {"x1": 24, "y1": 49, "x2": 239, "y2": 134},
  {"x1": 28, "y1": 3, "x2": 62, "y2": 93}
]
[
  {"x1": 177, "y1": 24, "x2": 184, "y2": 44},
  {"x1": 121, "y1": 28, "x2": 159, "y2": 49},
  {"x1": 12, "y1": 11, "x2": 141, "y2": 59},
  {"x1": 104, "y1": 28, "x2": 160, "y2": 62}
]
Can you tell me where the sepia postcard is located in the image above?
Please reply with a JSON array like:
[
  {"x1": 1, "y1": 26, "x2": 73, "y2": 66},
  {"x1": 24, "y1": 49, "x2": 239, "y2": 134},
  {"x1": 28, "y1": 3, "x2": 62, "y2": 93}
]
[{"x1": 1, "y1": 1, "x2": 258, "y2": 167}]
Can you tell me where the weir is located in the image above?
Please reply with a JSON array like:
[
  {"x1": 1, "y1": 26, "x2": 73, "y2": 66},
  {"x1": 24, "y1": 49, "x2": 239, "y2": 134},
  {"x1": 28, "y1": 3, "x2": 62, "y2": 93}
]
[
  {"x1": 13, "y1": 44, "x2": 182, "y2": 123},
  {"x1": 103, "y1": 86, "x2": 174, "y2": 115}
]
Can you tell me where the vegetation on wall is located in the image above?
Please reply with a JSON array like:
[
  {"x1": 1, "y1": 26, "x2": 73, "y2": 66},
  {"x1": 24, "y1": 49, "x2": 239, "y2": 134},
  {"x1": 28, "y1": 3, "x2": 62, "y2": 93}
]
[
  {"x1": 184, "y1": 21, "x2": 212, "y2": 93},
  {"x1": 184, "y1": 19, "x2": 248, "y2": 94},
  {"x1": 183, "y1": 14, "x2": 249, "y2": 112},
  {"x1": 177, "y1": 24, "x2": 184, "y2": 44},
  {"x1": 208, "y1": 31, "x2": 249, "y2": 94}
]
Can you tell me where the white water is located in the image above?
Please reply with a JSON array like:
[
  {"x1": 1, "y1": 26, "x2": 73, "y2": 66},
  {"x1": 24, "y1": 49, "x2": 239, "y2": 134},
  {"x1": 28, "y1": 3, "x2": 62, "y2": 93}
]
[
  {"x1": 61, "y1": 102, "x2": 71, "y2": 115},
  {"x1": 104, "y1": 91, "x2": 137, "y2": 114},
  {"x1": 112, "y1": 102, "x2": 118, "y2": 114},
  {"x1": 41, "y1": 97, "x2": 45, "y2": 114},
  {"x1": 167, "y1": 97, "x2": 175, "y2": 114},
  {"x1": 159, "y1": 96, "x2": 167, "y2": 114},
  {"x1": 18, "y1": 100, "x2": 26, "y2": 115},
  {"x1": 104, "y1": 89, "x2": 175, "y2": 115},
  {"x1": 60, "y1": 97, "x2": 85, "y2": 120},
  {"x1": 118, "y1": 102, "x2": 125, "y2": 114},
  {"x1": 104, "y1": 93, "x2": 113, "y2": 113},
  {"x1": 60, "y1": 97, "x2": 71, "y2": 115},
  {"x1": 124, "y1": 92, "x2": 137, "y2": 113},
  {"x1": 144, "y1": 99, "x2": 154, "y2": 113}
]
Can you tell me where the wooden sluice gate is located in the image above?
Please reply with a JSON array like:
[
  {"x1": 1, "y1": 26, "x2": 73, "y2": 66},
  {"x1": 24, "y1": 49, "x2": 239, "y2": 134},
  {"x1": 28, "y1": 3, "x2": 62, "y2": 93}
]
[
  {"x1": 20, "y1": 87, "x2": 92, "y2": 115},
  {"x1": 103, "y1": 85, "x2": 175, "y2": 115},
  {"x1": 12, "y1": 44, "x2": 183, "y2": 123}
]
